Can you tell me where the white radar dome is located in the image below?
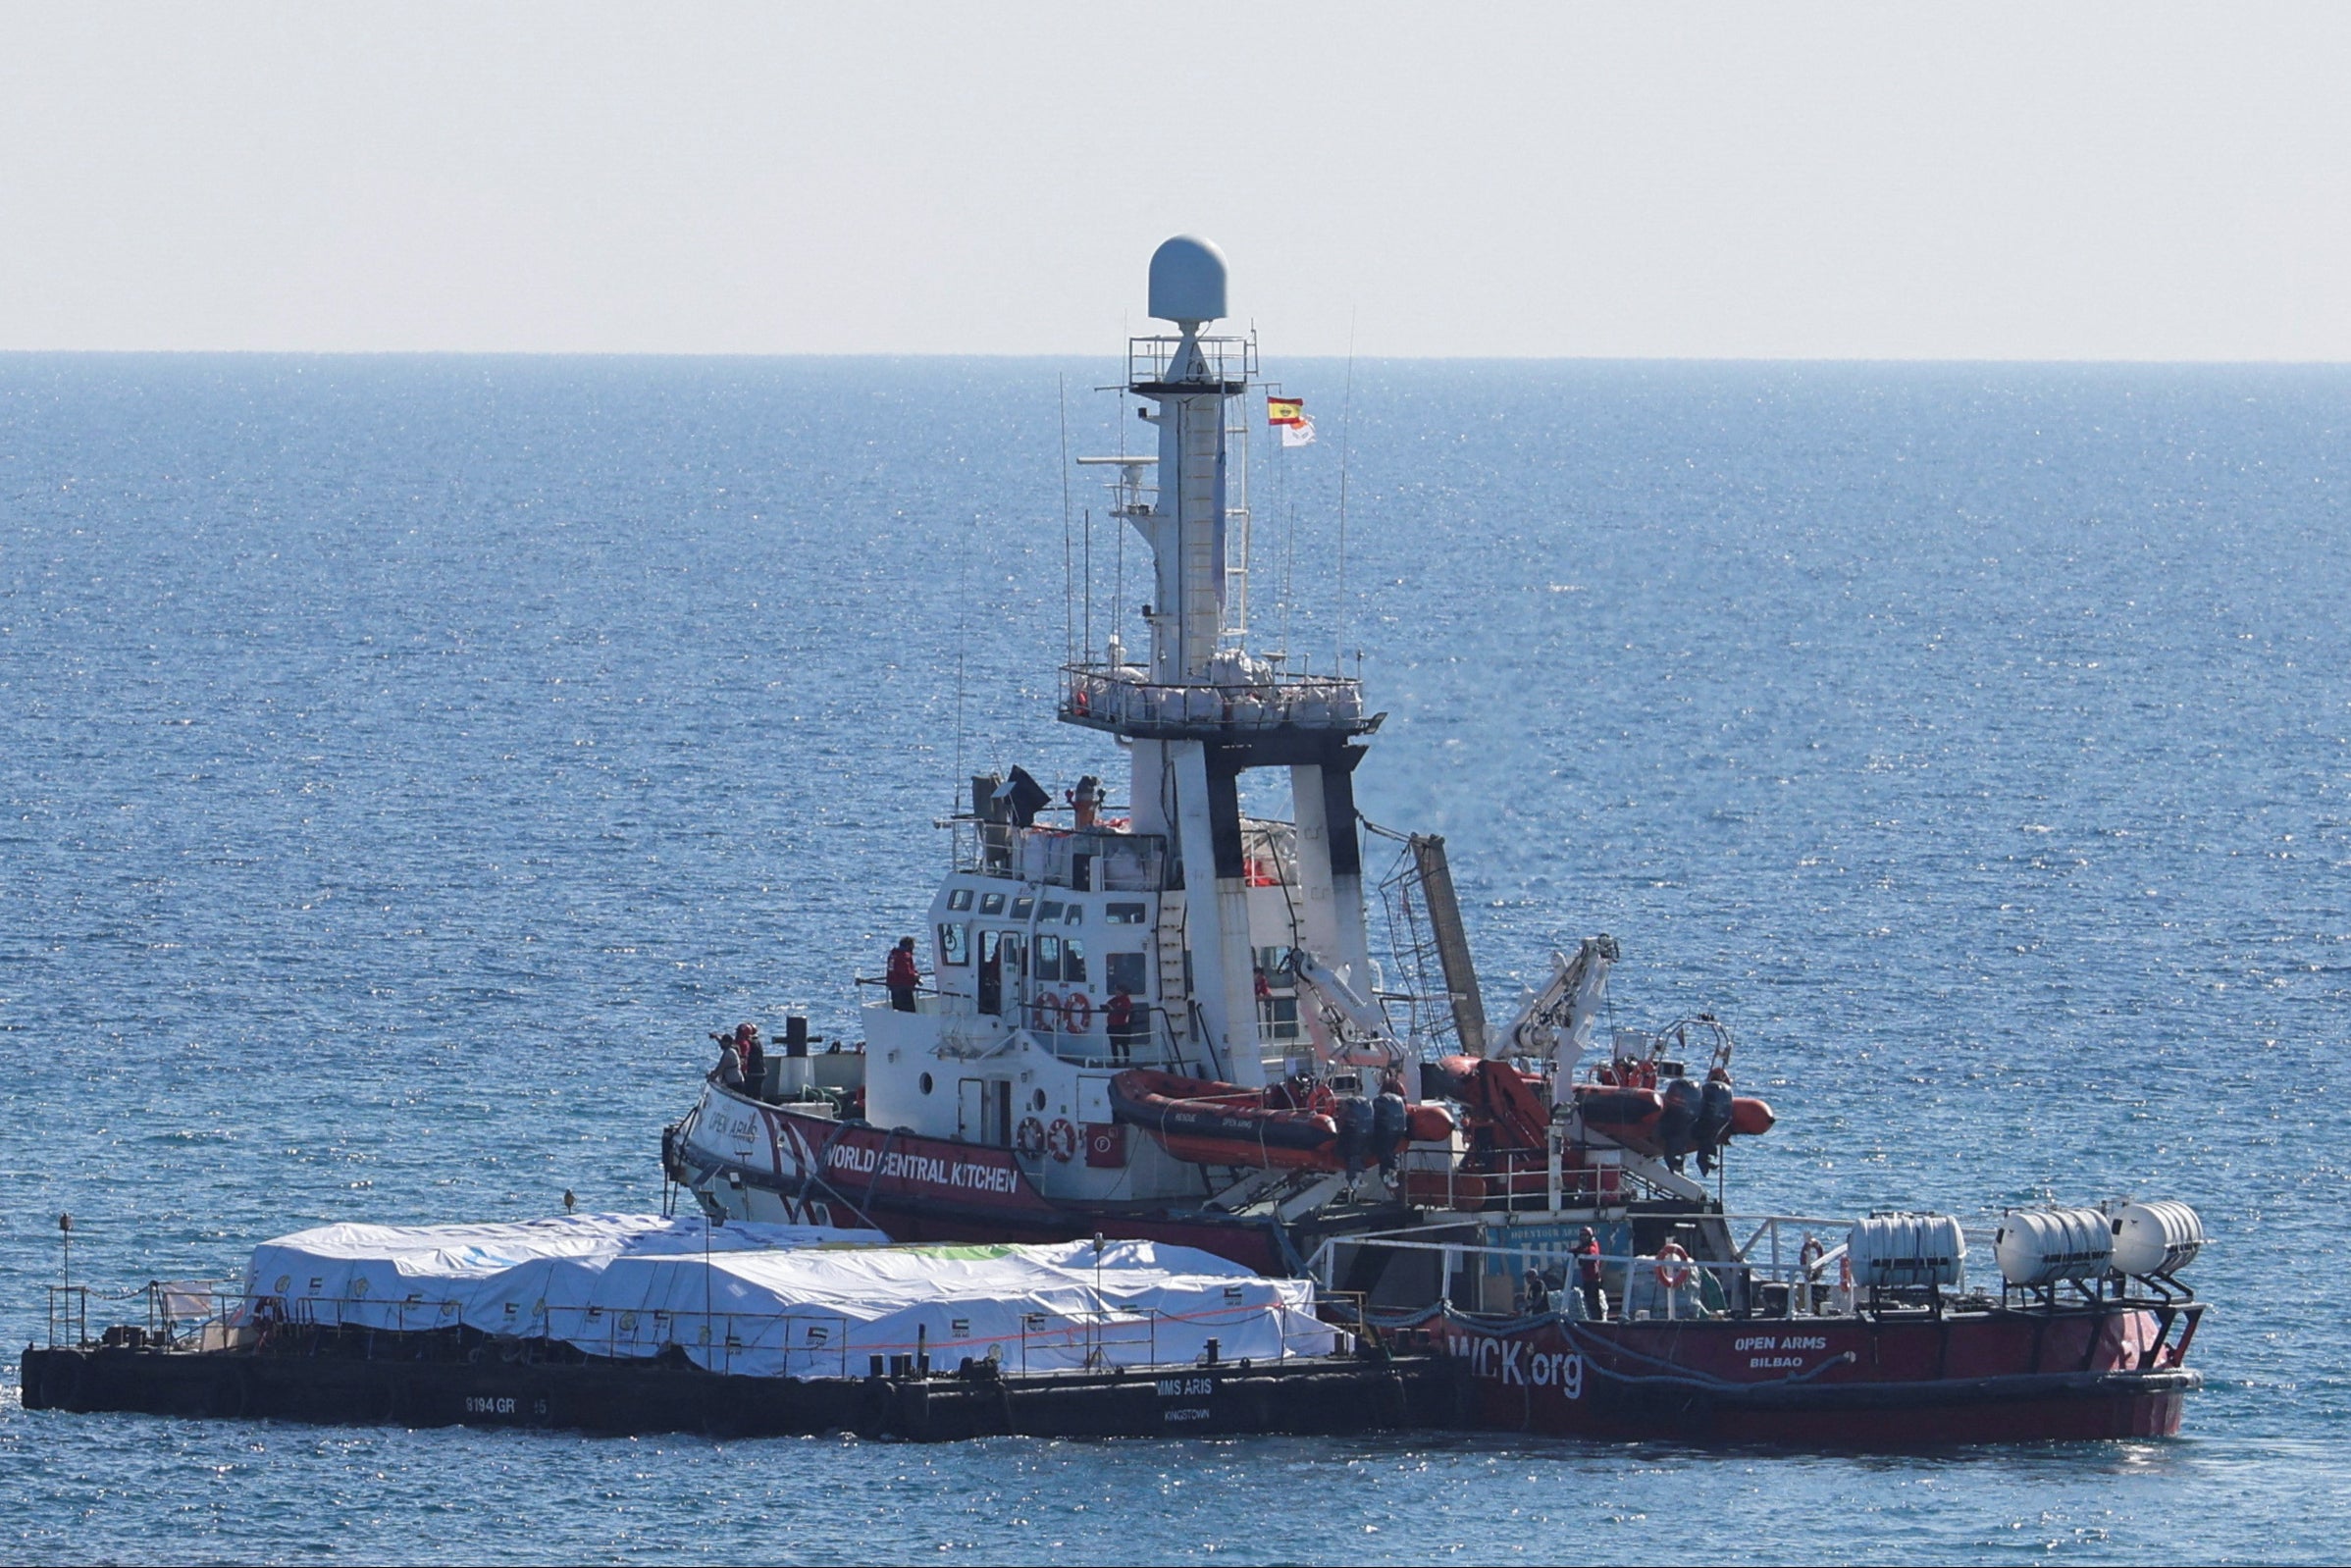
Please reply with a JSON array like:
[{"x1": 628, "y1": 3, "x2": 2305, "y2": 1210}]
[{"x1": 1148, "y1": 235, "x2": 1228, "y2": 326}]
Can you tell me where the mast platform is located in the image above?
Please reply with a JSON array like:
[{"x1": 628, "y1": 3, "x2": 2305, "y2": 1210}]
[{"x1": 1059, "y1": 664, "x2": 1382, "y2": 745}]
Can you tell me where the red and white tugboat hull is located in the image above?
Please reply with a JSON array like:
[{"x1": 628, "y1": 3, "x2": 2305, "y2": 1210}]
[{"x1": 661, "y1": 236, "x2": 2213, "y2": 1446}]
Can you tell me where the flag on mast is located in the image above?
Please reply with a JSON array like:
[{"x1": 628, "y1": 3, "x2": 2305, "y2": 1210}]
[{"x1": 1267, "y1": 394, "x2": 1315, "y2": 447}]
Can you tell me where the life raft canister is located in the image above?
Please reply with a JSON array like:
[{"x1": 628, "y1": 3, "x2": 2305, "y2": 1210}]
[
  {"x1": 1046, "y1": 1118, "x2": 1079, "y2": 1162},
  {"x1": 1061, "y1": 993, "x2": 1093, "y2": 1034}
]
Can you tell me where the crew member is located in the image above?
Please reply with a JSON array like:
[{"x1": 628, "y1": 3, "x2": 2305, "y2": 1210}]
[
  {"x1": 1105, "y1": 985, "x2": 1138, "y2": 1063},
  {"x1": 1574, "y1": 1226, "x2": 1607, "y2": 1320},
  {"x1": 1522, "y1": 1268, "x2": 1550, "y2": 1316},
  {"x1": 1068, "y1": 774, "x2": 1103, "y2": 830},
  {"x1": 716, "y1": 1039, "x2": 745, "y2": 1090},
  {"x1": 886, "y1": 936, "x2": 921, "y2": 1012},
  {"x1": 733, "y1": 1022, "x2": 764, "y2": 1096}
]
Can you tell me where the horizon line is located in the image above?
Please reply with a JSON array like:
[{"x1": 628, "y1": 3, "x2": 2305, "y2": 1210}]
[{"x1": 0, "y1": 347, "x2": 2347, "y2": 369}]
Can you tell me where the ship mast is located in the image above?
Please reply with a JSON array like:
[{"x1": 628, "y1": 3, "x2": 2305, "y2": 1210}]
[{"x1": 1063, "y1": 236, "x2": 1381, "y2": 1088}]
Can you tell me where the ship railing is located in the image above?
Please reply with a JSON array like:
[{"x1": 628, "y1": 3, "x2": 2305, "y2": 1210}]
[
  {"x1": 1309, "y1": 1233, "x2": 1746, "y2": 1324},
  {"x1": 1310, "y1": 1220, "x2": 1896, "y2": 1326},
  {"x1": 42, "y1": 1280, "x2": 247, "y2": 1350},
  {"x1": 236, "y1": 1291, "x2": 1321, "y2": 1378},
  {"x1": 45, "y1": 1284, "x2": 89, "y2": 1348},
  {"x1": 1313, "y1": 1288, "x2": 1373, "y2": 1337},
  {"x1": 1059, "y1": 665, "x2": 1376, "y2": 739},
  {"x1": 143, "y1": 1280, "x2": 241, "y2": 1346},
  {"x1": 1126, "y1": 332, "x2": 1257, "y2": 389},
  {"x1": 1041, "y1": 1002, "x2": 1197, "y2": 1072},
  {"x1": 946, "y1": 820, "x2": 1169, "y2": 890}
]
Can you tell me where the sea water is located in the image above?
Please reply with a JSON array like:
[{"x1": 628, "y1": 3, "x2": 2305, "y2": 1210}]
[{"x1": 2, "y1": 354, "x2": 2347, "y2": 1563}]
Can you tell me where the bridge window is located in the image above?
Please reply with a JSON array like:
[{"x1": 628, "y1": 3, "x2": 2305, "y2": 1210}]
[
  {"x1": 947, "y1": 888, "x2": 973, "y2": 912},
  {"x1": 1106, "y1": 902, "x2": 1148, "y2": 925}
]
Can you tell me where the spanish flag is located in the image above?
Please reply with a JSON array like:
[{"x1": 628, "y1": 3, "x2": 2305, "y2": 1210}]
[{"x1": 1266, "y1": 396, "x2": 1304, "y2": 427}]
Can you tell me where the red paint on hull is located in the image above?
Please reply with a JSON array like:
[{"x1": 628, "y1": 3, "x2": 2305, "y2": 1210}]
[
  {"x1": 686, "y1": 1095, "x2": 1285, "y2": 1273},
  {"x1": 1416, "y1": 1307, "x2": 2200, "y2": 1445}
]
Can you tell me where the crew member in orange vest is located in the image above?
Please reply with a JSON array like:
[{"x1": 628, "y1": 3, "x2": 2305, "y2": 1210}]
[{"x1": 886, "y1": 936, "x2": 920, "y2": 1012}]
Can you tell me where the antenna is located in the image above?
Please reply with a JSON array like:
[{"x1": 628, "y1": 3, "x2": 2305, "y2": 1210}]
[
  {"x1": 1060, "y1": 374, "x2": 1074, "y2": 668},
  {"x1": 953, "y1": 513, "x2": 970, "y2": 800},
  {"x1": 1335, "y1": 313, "x2": 1357, "y2": 676}
]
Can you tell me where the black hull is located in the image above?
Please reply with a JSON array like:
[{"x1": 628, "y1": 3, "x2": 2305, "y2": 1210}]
[{"x1": 18, "y1": 1342, "x2": 1465, "y2": 1442}]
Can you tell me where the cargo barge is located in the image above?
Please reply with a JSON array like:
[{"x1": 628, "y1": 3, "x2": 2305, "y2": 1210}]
[
  {"x1": 22, "y1": 1214, "x2": 1465, "y2": 1441},
  {"x1": 19, "y1": 1333, "x2": 1458, "y2": 1441}
]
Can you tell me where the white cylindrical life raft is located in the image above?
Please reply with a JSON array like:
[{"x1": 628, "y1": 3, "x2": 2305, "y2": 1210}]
[
  {"x1": 1846, "y1": 1213, "x2": 1966, "y2": 1289},
  {"x1": 1994, "y1": 1205, "x2": 2113, "y2": 1286},
  {"x1": 2110, "y1": 1199, "x2": 2205, "y2": 1278}
]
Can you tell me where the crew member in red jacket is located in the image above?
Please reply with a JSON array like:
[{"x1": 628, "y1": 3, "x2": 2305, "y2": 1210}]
[
  {"x1": 1574, "y1": 1226, "x2": 1608, "y2": 1320},
  {"x1": 1105, "y1": 986, "x2": 1137, "y2": 1062},
  {"x1": 886, "y1": 936, "x2": 921, "y2": 1012}
]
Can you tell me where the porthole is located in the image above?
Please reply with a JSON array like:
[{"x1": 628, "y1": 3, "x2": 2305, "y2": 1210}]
[
  {"x1": 918, "y1": 1072, "x2": 934, "y2": 1094},
  {"x1": 1032, "y1": 1088, "x2": 1048, "y2": 1112}
]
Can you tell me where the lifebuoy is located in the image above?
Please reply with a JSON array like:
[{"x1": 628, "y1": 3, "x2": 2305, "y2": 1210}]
[
  {"x1": 1654, "y1": 1240, "x2": 1692, "y2": 1291},
  {"x1": 1016, "y1": 1117, "x2": 1047, "y2": 1159},
  {"x1": 1061, "y1": 993, "x2": 1093, "y2": 1034},
  {"x1": 1029, "y1": 993, "x2": 1060, "y2": 1031},
  {"x1": 1798, "y1": 1235, "x2": 1825, "y2": 1277},
  {"x1": 1046, "y1": 1118, "x2": 1078, "y2": 1162}
]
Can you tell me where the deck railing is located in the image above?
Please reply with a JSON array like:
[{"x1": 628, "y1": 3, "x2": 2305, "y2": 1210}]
[
  {"x1": 1059, "y1": 665, "x2": 1373, "y2": 739},
  {"x1": 1310, "y1": 1216, "x2": 1883, "y2": 1326}
]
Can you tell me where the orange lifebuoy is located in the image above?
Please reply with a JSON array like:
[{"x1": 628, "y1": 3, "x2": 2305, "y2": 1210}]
[
  {"x1": 1654, "y1": 1240, "x2": 1693, "y2": 1291},
  {"x1": 1062, "y1": 993, "x2": 1093, "y2": 1034},
  {"x1": 1016, "y1": 1117, "x2": 1047, "y2": 1159},
  {"x1": 1029, "y1": 992, "x2": 1060, "y2": 1031},
  {"x1": 1046, "y1": 1118, "x2": 1078, "y2": 1162}
]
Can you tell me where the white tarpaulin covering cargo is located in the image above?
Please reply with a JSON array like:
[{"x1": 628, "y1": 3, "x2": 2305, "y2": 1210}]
[{"x1": 238, "y1": 1215, "x2": 1341, "y2": 1377}]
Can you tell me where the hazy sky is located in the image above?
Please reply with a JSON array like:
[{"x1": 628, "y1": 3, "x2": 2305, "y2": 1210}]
[{"x1": 3, "y1": 3, "x2": 2346, "y2": 358}]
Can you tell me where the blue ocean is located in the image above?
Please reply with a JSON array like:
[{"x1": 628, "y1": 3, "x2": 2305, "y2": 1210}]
[{"x1": 3, "y1": 354, "x2": 2346, "y2": 1563}]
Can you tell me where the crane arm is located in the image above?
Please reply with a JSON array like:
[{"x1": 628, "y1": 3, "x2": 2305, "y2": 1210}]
[
  {"x1": 1283, "y1": 948, "x2": 1407, "y2": 1071},
  {"x1": 1503, "y1": 933, "x2": 1620, "y2": 1083}
]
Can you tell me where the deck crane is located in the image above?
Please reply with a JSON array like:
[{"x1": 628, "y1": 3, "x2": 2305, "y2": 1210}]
[
  {"x1": 1282, "y1": 948, "x2": 1410, "y2": 1079},
  {"x1": 1501, "y1": 934, "x2": 1621, "y2": 1091}
]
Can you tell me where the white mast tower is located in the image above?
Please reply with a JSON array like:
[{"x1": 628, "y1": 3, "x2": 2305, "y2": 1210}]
[{"x1": 1064, "y1": 236, "x2": 1381, "y2": 1089}]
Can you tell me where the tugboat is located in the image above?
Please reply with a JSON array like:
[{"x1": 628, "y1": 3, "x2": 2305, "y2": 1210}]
[{"x1": 664, "y1": 236, "x2": 2208, "y2": 1442}]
